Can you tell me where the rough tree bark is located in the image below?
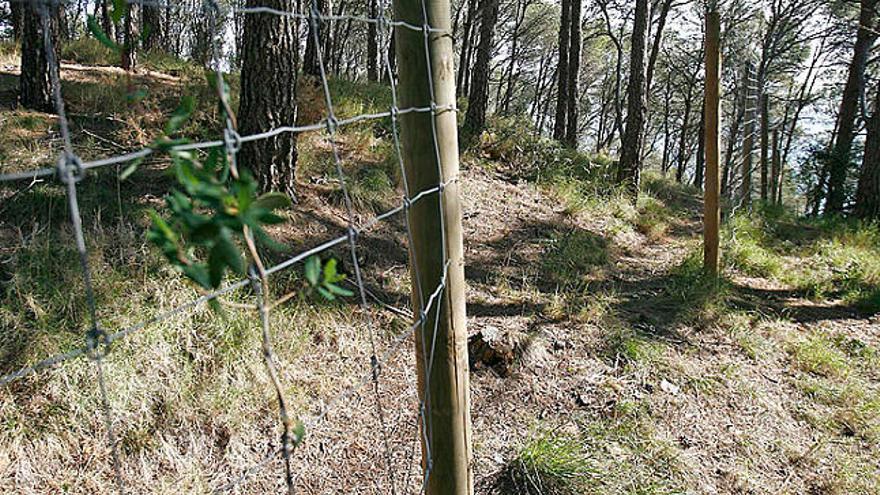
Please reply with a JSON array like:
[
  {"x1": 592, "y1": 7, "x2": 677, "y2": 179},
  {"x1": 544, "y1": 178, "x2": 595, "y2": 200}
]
[
  {"x1": 142, "y1": 4, "x2": 164, "y2": 52},
  {"x1": 238, "y1": 0, "x2": 299, "y2": 197},
  {"x1": 564, "y1": 0, "x2": 581, "y2": 147},
  {"x1": 10, "y1": 0, "x2": 24, "y2": 42},
  {"x1": 616, "y1": 0, "x2": 649, "y2": 194},
  {"x1": 98, "y1": 0, "x2": 114, "y2": 43},
  {"x1": 826, "y1": 0, "x2": 878, "y2": 213},
  {"x1": 854, "y1": 81, "x2": 880, "y2": 219},
  {"x1": 121, "y1": 4, "x2": 139, "y2": 71},
  {"x1": 20, "y1": 3, "x2": 55, "y2": 113},
  {"x1": 462, "y1": 0, "x2": 500, "y2": 136},
  {"x1": 553, "y1": 0, "x2": 571, "y2": 141},
  {"x1": 367, "y1": 0, "x2": 379, "y2": 81}
]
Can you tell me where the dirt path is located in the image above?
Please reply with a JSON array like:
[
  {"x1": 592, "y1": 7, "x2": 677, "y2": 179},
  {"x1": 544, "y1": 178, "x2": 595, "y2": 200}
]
[{"x1": 457, "y1": 167, "x2": 879, "y2": 494}]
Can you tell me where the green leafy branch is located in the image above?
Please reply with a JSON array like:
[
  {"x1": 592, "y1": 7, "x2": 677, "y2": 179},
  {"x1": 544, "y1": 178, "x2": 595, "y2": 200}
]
[
  {"x1": 142, "y1": 97, "x2": 289, "y2": 293},
  {"x1": 142, "y1": 84, "x2": 351, "y2": 308},
  {"x1": 304, "y1": 256, "x2": 355, "y2": 300}
]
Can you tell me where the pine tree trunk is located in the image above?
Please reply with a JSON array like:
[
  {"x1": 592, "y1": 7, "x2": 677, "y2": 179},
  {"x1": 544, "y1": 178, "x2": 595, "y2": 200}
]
[
  {"x1": 616, "y1": 0, "x2": 649, "y2": 194},
  {"x1": 303, "y1": 0, "x2": 326, "y2": 76},
  {"x1": 676, "y1": 95, "x2": 692, "y2": 183},
  {"x1": 553, "y1": 0, "x2": 570, "y2": 141},
  {"x1": 694, "y1": 103, "x2": 705, "y2": 189},
  {"x1": 462, "y1": 0, "x2": 500, "y2": 136},
  {"x1": 10, "y1": 0, "x2": 24, "y2": 42},
  {"x1": 366, "y1": 0, "x2": 378, "y2": 81},
  {"x1": 564, "y1": 0, "x2": 581, "y2": 147},
  {"x1": 827, "y1": 0, "x2": 878, "y2": 213},
  {"x1": 661, "y1": 76, "x2": 672, "y2": 175},
  {"x1": 142, "y1": 4, "x2": 164, "y2": 52},
  {"x1": 854, "y1": 80, "x2": 880, "y2": 219},
  {"x1": 456, "y1": 0, "x2": 477, "y2": 96},
  {"x1": 121, "y1": 4, "x2": 139, "y2": 71},
  {"x1": 54, "y1": 4, "x2": 68, "y2": 42},
  {"x1": 20, "y1": 3, "x2": 55, "y2": 113},
  {"x1": 771, "y1": 128, "x2": 781, "y2": 205},
  {"x1": 99, "y1": 0, "x2": 114, "y2": 43},
  {"x1": 645, "y1": 0, "x2": 672, "y2": 93},
  {"x1": 238, "y1": 0, "x2": 299, "y2": 197},
  {"x1": 760, "y1": 94, "x2": 769, "y2": 201},
  {"x1": 500, "y1": 0, "x2": 525, "y2": 114},
  {"x1": 740, "y1": 64, "x2": 755, "y2": 207}
]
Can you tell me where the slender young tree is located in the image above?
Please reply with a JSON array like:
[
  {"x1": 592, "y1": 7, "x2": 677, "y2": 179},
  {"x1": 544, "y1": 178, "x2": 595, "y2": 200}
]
[
  {"x1": 760, "y1": 94, "x2": 769, "y2": 201},
  {"x1": 617, "y1": 0, "x2": 650, "y2": 194},
  {"x1": 694, "y1": 104, "x2": 706, "y2": 189},
  {"x1": 20, "y1": 2, "x2": 55, "y2": 113},
  {"x1": 826, "y1": 0, "x2": 878, "y2": 213},
  {"x1": 456, "y1": 0, "x2": 477, "y2": 96},
  {"x1": 238, "y1": 0, "x2": 299, "y2": 197},
  {"x1": 771, "y1": 127, "x2": 781, "y2": 205},
  {"x1": 740, "y1": 63, "x2": 756, "y2": 206},
  {"x1": 304, "y1": 0, "x2": 327, "y2": 76},
  {"x1": 564, "y1": 0, "x2": 581, "y2": 147},
  {"x1": 553, "y1": 0, "x2": 571, "y2": 141},
  {"x1": 462, "y1": 0, "x2": 500, "y2": 136}
]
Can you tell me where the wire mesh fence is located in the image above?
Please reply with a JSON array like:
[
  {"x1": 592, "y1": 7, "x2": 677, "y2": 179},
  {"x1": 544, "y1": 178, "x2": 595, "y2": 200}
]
[{"x1": 1, "y1": 0, "x2": 463, "y2": 492}]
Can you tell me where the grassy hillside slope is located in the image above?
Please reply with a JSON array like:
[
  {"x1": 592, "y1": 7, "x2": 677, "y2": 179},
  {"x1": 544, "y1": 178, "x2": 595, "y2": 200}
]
[{"x1": 0, "y1": 43, "x2": 878, "y2": 494}]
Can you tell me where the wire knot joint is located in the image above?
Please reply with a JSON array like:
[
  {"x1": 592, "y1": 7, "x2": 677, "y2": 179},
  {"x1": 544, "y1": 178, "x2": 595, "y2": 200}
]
[
  {"x1": 223, "y1": 128, "x2": 243, "y2": 154},
  {"x1": 56, "y1": 152, "x2": 85, "y2": 184},
  {"x1": 85, "y1": 326, "x2": 111, "y2": 361}
]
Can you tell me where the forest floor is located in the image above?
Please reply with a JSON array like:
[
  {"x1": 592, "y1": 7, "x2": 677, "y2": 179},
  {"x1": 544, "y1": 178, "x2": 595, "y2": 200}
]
[{"x1": 0, "y1": 48, "x2": 878, "y2": 494}]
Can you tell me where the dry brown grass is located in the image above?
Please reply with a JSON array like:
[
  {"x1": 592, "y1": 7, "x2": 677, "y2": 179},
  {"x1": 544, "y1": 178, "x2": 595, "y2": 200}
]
[{"x1": 1, "y1": 56, "x2": 879, "y2": 495}]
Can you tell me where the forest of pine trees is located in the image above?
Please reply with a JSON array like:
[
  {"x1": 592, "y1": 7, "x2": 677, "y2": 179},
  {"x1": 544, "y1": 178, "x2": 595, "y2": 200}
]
[
  {"x1": 8, "y1": 0, "x2": 880, "y2": 218},
  {"x1": 3, "y1": 0, "x2": 880, "y2": 493}
]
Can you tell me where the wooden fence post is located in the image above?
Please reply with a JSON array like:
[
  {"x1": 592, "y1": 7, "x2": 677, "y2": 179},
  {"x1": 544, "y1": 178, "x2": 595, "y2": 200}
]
[
  {"x1": 704, "y1": 10, "x2": 721, "y2": 278},
  {"x1": 393, "y1": 0, "x2": 473, "y2": 492}
]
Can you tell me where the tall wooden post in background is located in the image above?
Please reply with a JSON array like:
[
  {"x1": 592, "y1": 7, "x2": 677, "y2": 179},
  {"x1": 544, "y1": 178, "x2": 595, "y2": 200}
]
[
  {"x1": 394, "y1": 0, "x2": 473, "y2": 492},
  {"x1": 704, "y1": 10, "x2": 721, "y2": 278}
]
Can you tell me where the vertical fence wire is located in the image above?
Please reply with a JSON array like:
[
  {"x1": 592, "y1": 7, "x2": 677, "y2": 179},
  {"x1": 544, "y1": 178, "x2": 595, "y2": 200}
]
[
  {"x1": 36, "y1": 2, "x2": 125, "y2": 493},
  {"x1": 3, "y1": 1, "x2": 459, "y2": 493},
  {"x1": 306, "y1": 3, "x2": 400, "y2": 492}
]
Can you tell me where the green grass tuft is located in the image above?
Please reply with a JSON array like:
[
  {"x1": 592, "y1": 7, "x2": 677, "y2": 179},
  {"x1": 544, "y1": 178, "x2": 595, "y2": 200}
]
[{"x1": 505, "y1": 431, "x2": 594, "y2": 495}]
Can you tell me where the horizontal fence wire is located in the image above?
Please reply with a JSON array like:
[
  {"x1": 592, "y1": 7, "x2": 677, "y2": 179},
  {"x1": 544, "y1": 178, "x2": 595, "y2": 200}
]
[
  {"x1": 0, "y1": 177, "x2": 451, "y2": 387},
  {"x1": 0, "y1": 105, "x2": 455, "y2": 183},
  {"x1": 3, "y1": 0, "x2": 458, "y2": 493}
]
